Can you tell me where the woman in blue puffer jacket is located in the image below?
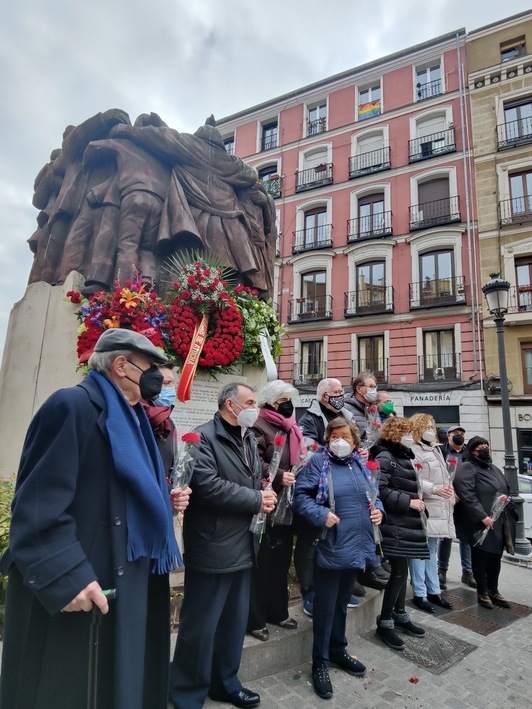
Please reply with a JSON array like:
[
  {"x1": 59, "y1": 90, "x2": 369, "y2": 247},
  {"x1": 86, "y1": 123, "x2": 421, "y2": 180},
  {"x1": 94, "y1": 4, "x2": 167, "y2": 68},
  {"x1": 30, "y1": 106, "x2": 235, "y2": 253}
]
[{"x1": 294, "y1": 417, "x2": 383, "y2": 701}]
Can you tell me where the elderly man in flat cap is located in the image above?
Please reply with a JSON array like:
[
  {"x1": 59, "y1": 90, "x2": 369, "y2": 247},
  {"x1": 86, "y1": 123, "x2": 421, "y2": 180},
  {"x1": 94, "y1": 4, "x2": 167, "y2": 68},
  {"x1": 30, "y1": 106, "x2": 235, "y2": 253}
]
[{"x1": 0, "y1": 328, "x2": 190, "y2": 709}]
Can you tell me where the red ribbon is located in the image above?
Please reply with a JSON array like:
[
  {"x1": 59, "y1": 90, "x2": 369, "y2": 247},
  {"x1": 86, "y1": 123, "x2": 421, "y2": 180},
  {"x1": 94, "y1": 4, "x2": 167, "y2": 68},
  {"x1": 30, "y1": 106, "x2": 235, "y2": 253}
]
[{"x1": 176, "y1": 313, "x2": 209, "y2": 402}]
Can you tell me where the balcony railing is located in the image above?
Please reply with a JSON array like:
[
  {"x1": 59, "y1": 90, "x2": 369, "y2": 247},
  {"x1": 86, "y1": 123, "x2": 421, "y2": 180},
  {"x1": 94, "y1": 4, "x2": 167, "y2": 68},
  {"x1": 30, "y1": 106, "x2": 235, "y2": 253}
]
[
  {"x1": 259, "y1": 175, "x2": 282, "y2": 199},
  {"x1": 294, "y1": 361, "x2": 327, "y2": 386},
  {"x1": 499, "y1": 196, "x2": 532, "y2": 226},
  {"x1": 409, "y1": 196, "x2": 460, "y2": 230},
  {"x1": 347, "y1": 211, "x2": 392, "y2": 242},
  {"x1": 288, "y1": 295, "x2": 333, "y2": 323},
  {"x1": 344, "y1": 286, "x2": 394, "y2": 317},
  {"x1": 418, "y1": 353, "x2": 461, "y2": 382},
  {"x1": 507, "y1": 285, "x2": 532, "y2": 313},
  {"x1": 351, "y1": 358, "x2": 388, "y2": 384},
  {"x1": 261, "y1": 133, "x2": 278, "y2": 151},
  {"x1": 349, "y1": 147, "x2": 391, "y2": 178},
  {"x1": 416, "y1": 78, "x2": 442, "y2": 101},
  {"x1": 307, "y1": 117, "x2": 327, "y2": 136},
  {"x1": 497, "y1": 116, "x2": 532, "y2": 150},
  {"x1": 295, "y1": 163, "x2": 333, "y2": 193},
  {"x1": 292, "y1": 224, "x2": 333, "y2": 253},
  {"x1": 409, "y1": 128, "x2": 456, "y2": 162},
  {"x1": 409, "y1": 275, "x2": 466, "y2": 309}
]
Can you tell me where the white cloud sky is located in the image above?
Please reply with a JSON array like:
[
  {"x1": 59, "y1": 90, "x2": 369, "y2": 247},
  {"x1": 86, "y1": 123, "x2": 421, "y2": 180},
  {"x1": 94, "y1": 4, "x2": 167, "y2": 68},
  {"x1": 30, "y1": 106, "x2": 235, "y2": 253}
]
[{"x1": 0, "y1": 0, "x2": 530, "y2": 360}]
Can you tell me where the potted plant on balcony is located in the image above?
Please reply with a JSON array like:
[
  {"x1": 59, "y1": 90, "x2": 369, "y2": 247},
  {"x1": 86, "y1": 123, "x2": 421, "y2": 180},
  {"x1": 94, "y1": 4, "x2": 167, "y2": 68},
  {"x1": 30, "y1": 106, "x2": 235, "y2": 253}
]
[{"x1": 314, "y1": 163, "x2": 327, "y2": 173}]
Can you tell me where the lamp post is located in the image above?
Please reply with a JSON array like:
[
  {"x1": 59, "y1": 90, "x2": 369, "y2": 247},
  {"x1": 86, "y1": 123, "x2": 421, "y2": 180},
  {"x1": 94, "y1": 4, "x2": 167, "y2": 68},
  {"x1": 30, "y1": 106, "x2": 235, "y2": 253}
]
[{"x1": 482, "y1": 273, "x2": 532, "y2": 556}]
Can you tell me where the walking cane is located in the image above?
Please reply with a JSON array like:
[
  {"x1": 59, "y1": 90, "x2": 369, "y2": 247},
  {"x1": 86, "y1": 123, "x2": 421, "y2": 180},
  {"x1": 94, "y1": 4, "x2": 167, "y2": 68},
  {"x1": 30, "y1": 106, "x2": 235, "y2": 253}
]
[{"x1": 87, "y1": 588, "x2": 116, "y2": 709}]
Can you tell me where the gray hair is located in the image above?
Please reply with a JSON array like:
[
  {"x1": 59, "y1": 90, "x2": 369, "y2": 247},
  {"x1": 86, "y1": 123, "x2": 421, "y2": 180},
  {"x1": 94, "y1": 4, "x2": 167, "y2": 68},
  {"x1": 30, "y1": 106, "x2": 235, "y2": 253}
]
[
  {"x1": 217, "y1": 382, "x2": 256, "y2": 410},
  {"x1": 88, "y1": 349, "x2": 132, "y2": 373},
  {"x1": 257, "y1": 379, "x2": 297, "y2": 407},
  {"x1": 316, "y1": 378, "x2": 341, "y2": 399}
]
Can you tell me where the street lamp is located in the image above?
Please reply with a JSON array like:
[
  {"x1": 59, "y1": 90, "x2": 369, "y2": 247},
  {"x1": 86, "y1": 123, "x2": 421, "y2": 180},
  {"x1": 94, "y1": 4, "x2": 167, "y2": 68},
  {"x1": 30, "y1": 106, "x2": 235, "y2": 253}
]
[{"x1": 482, "y1": 273, "x2": 532, "y2": 556}]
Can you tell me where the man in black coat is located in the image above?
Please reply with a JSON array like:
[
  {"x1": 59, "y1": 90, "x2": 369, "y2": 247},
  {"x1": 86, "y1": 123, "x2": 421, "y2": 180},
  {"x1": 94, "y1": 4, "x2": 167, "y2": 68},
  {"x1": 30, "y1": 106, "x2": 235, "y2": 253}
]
[
  {"x1": 170, "y1": 382, "x2": 277, "y2": 709},
  {"x1": 0, "y1": 328, "x2": 190, "y2": 709}
]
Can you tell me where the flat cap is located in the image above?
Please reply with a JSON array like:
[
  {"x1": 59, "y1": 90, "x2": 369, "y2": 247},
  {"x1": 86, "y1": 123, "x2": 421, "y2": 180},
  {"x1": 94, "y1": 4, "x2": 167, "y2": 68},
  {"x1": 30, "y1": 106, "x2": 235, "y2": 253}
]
[
  {"x1": 447, "y1": 424, "x2": 465, "y2": 434},
  {"x1": 94, "y1": 328, "x2": 168, "y2": 365}
]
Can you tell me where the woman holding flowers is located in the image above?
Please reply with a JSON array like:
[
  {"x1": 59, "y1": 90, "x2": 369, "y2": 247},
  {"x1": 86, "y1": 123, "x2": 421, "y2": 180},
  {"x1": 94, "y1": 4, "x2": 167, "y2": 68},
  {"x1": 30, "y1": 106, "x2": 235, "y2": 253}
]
[
  {"x1": 408, "y1": 413, "x2": 455, "y2": 614},
  {"x1": 247, "y1": 380, "x2": 307, "y2": 642},
  {"x1": 453, "y1": 436, "x2": 516, "y2": 609},
  {"x1": 294, "y1": 418, "x2": 383, "y2": 700}
]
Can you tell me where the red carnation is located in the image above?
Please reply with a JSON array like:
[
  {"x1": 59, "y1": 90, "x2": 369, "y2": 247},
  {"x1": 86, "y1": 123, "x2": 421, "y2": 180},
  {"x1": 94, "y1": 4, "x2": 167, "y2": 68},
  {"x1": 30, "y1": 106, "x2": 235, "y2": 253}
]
[
  {"x1": 366, "y1": 461, "x2": 379, "y2": 471},
  {"x1": 273, "y1": 434, "x2": 287, "y2": 448},
  {"x1": 447, "y1": 458, "x2": 457, "y2": 465},
  {"x1": 182, "y1": 432, "x2": 200, "y2": 445},
  {"x1": 414, "y1": 463, "x2": 423, "y2": 470},
  {"x1": 67, "y1": 290, "x2": 81, "y2": 304}
]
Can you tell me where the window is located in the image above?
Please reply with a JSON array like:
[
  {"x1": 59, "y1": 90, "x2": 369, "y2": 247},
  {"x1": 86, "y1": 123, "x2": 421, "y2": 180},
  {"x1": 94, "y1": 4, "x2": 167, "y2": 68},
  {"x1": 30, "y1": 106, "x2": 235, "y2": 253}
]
[
  {"x1": 503, "y1": 99, "x2": 532, "y2": 146},
  {"x1": 510, "y1": 170, "x2": 532, "y2": 218},
  {"x1": 296, "y1": 148, "x2": 332, "y2": 192},
  {"x1": 358, "y1": 84, "x2": 381, "y2": 120},
  {"x1": 410, "y1": 114, "x2": 455, "y2": 162},
  {"x1": 516, "y1": 257, "x2": 532, "y2": 311},
  {"x1": 307, "y1": 103, "x2": 327, "y2": 135},
  {"x1": 500, "y1": 36, "x2": 526, "y2": 62},
  {"x1": 358, "y1": 335, "x2": 385, "y2": 382},
  {"x1": 356, "y1": 261, "x2": 386, "y2": 310},
  {"x1": 258, "y1": 165, "x2": 281, "y2": 199},
  {"x1": 298, "y1": 341, "x2": 324, "y2": 383},
  {"x1": 223, "y1": 136, "x2": 235, "y2": 155},
  {"x1": 358, "y1": 194, "x2": 386, "y2": 238},
  {"x1": 301, "y1": 270, "x2": 326, "y2": 309},
  {"x1": 350, "y1": 132, "x2": 390, "y2": 176},
  {"x1": 303, "y1": 208, "x2": 328, "y2": 248},
  {"x1": 416, "y1": 64, "x2": 442, "y2": 100},
  {"x1": 261, "y1": 121, "x2": 278, "y2": 151},
  {"x1": 411, "y1": 176, "x2": 459, "y2": 229},
  {"x1": 521, "y1": 344, "x2": 532, "y2": 394},
  {"x1": 423, "y1": 330, "x2": 457, "y2": 381},
  {"x1": 419, "y1": 250, "x2": 454, "y2": 304}
]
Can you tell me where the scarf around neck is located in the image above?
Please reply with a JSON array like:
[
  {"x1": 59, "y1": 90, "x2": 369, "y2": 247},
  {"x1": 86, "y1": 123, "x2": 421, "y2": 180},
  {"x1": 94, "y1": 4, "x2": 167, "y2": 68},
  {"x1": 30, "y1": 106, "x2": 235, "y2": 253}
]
[
  {"x1": 88, "y1": 370, "x2": 182, "y2": 573},
  {"x1": 259, "y1": 407, "x2": 307, "y2": 465},
  {"x1": 316, "y1": 445, "x2": 360, "y2": 505}
]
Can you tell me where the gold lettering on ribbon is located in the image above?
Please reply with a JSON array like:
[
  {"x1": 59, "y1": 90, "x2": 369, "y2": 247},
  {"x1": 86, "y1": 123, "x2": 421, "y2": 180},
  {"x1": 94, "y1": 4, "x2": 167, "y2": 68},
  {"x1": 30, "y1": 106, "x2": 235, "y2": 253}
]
[{"x1": 177, "y1": 313, "x2": 209, "y2": 402}]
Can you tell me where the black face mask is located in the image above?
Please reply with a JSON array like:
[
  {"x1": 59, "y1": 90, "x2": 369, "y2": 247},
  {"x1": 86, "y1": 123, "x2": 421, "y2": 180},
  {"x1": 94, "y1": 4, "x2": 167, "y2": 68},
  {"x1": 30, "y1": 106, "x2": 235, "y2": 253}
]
[
  {"x1": 127, "y1": 361, "x2": 164, "y2": 401},
  {"x1": 277, "y1": 401, "x2": 294, "y2": 419},
  {"x1": 476, "y1": 449, "x2": 491, "y2": 463},
  {"x1": 452, "y1": 434, "x2": 465, "y2": 446}
]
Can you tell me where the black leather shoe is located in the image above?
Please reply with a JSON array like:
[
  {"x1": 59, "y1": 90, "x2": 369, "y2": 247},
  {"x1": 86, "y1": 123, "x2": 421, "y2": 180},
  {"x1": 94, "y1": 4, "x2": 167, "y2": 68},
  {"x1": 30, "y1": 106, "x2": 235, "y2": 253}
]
[
  {"x1": 412, "y1": 596, "x2": 435, "y2": 614},
  {"x1": 210, "y1": 688, "x2": 261, "y2": 708},
  {"x1": 330, "y1": 652, "x2": 366, "y2": 676},
  {"x1": 249, "y1": 627, "x2": 269, "y2": 641},
  {"x1": 312, "y1": 666, "x2": 333, "y2": 699},
  {"x1": 427, "y1": 593, "x2": 453, "y2": 610},
  {"x1": 461, "y1": 571, "x2": 477, "y2": 588}
]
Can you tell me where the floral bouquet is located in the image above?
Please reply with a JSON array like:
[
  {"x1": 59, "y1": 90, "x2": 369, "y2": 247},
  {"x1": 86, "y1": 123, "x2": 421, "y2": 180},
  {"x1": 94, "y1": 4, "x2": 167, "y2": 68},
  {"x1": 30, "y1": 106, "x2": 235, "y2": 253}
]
[
  {"x1": 250, "y1": 434, "x2": 287, "y2": 538},
  {"x1": 414, "y1": 462, "x2": 429, "y2": 540},
  {"x1": 364, "y1": 460, "x2": 383, "y2": 555},
  {"x1": 473, "y1": 492, "x2": 510, "y2": 547},
  {"x1": 270, "y1": 441, "x2": 320, "y2": 527},
  {"x1": 171, "y1": 431, "x2": 201, "y2": 490},
  {"x1": 233, "y1": 285, "x2": 285, "y2": 368},
  {"x1": 446, "y1": 457, "x2": 458, "y2": 484}
]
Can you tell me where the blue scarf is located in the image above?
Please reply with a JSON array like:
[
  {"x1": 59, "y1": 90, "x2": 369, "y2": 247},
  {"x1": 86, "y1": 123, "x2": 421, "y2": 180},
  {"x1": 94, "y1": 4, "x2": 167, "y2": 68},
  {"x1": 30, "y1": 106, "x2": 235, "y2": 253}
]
[
  {"x1": 316, "y1": 445, "x2": 360, "y2": 505},
  {"x1": 88, "y1": 370, "x2": 182, "y2": 573}
]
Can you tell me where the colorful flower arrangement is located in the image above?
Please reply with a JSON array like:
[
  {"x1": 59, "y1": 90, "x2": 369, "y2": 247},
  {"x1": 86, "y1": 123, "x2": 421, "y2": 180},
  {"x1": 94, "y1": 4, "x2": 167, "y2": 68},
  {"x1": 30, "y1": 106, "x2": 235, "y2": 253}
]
[{"x1": 66, "y1": 254, "x2": 285, "y2": 381}]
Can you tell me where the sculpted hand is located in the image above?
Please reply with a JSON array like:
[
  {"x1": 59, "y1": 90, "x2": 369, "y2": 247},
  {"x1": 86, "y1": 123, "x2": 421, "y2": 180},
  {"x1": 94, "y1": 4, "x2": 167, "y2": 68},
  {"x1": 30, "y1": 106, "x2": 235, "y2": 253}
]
[
  {"x1": 281, "y1": 471, "x2": 296, "y2": 486},
  {"x1": 103, "y1": 108, "x2": 131, "y2": 127},
  {"x1": 409, "y1": 498, "x2": 425, "y2": 512},
  {"x1": 170, "y1": 486, "x2": 191, "y2": 512},
  {"x1": 325, "y1": 512, "x2": 340, "y2": 528},
  {"x1": 62, "y1": 580, "x2": 108, "y2": 614},
  {"x1": 261, "y1": 489, "x2": 277, "y2": 513}
]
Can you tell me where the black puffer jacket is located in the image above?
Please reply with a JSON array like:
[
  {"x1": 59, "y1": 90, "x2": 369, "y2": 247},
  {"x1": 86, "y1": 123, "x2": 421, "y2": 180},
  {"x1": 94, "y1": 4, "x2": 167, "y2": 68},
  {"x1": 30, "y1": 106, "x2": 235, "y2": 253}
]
[
  {"x1": 343, "y1": 395, "x2": 369, "y2": 437},
  {"x1": 183, "y1": 412, "x2": 263, "y2": 573},
  {"x1": 373, "y1": 439, "x2": 429, "y2": 559}
]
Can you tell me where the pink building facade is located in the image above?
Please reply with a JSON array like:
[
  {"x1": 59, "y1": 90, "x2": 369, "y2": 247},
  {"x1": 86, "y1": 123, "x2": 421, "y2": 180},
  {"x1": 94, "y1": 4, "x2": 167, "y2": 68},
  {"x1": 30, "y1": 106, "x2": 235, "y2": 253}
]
[{"x1": 218, "y1": 30, "x2": 485, "y2": 434}]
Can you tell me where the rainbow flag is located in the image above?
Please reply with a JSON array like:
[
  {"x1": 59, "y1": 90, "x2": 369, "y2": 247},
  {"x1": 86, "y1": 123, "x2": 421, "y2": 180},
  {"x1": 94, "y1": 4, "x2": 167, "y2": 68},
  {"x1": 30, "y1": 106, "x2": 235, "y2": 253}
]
[{"x1": 358, "y1": 100, "x2": 381, "y2": 120}]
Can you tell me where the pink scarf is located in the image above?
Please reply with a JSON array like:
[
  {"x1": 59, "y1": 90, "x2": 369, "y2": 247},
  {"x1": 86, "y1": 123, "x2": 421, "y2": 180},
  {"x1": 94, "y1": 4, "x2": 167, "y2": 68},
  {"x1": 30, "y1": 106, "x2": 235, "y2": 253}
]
[{"x1": 259, "y1": 407, "x2": 307, "y2": 465}]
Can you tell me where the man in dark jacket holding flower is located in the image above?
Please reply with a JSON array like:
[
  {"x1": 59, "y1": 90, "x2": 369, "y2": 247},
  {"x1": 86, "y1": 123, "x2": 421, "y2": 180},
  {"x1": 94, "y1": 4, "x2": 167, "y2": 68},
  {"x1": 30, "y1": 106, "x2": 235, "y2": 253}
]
[{"x1": 170, "y1": 382, "x2": 277, "y2": 709}]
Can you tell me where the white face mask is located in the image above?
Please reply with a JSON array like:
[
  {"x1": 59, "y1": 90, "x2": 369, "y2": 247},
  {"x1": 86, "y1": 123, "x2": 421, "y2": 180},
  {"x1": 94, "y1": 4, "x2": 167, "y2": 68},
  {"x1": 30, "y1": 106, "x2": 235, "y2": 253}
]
[
  {"x1": 231, "y1": 400, "x2": 259, "y2": 429},
  {"x1": 422, "y1": 429, "x2": 436, "y2": 443},
  {"x1": 364, "y1": 387, "x2": 378, "y2": 403},
  {"x1": 329, "y1": 439, "x2": 352, "y2": 458},
  {"x1": 400, "y1": 435, "x2": 414, "y2": 449}
]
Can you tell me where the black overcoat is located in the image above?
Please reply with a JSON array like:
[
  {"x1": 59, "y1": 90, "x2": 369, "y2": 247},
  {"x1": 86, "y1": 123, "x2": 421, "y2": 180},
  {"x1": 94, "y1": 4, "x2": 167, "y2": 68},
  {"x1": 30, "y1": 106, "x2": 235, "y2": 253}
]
[{"x1": 0, "y1": 377, "x2": 170, "y2": 709}]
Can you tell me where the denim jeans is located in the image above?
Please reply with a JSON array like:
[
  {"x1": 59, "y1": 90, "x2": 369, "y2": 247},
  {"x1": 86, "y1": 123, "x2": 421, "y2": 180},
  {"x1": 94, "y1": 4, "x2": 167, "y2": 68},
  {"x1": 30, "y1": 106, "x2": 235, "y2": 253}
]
[
  {"x1": 409, "y1": 537, "x2": 440, "y2": 597},
  {"x1": 438, "y1": 537, "x2": 473, "y2": 573}
]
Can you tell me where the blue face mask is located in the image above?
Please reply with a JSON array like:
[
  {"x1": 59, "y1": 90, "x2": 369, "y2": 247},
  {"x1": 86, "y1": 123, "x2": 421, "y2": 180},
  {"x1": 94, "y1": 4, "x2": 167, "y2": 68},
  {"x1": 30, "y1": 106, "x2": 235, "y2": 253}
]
[{"x1": 154, "y1": 386, "x2": 176, "y2": 408}]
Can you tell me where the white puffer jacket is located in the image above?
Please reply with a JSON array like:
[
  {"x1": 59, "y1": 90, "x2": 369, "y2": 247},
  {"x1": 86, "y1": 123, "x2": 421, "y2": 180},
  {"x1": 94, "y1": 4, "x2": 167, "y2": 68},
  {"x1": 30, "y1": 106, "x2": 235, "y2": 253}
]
[{"x1": 412, "y1": 441, "x2": 455, "y2": 538}]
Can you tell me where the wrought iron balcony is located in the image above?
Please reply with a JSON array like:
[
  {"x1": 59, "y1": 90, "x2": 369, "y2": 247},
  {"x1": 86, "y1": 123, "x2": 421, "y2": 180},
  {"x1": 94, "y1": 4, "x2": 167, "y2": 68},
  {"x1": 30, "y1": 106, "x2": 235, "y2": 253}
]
[
  {"x1": 409, "y1": 196, "x2": 460, "y2": 230},
  {"x1": 344, "y1": 286, "x2": 394, "y2": 317},
  {"x1": 349, "y1": 147, "x2": 391, "y2": 178},
  {"x1": 307, "y1": 117, "x2": 327, "y2": 136},
  {"x1": 506, "y1": 285, "x2": 532, "y2": 314},
  {"x1": 259, "y1": 175, "x2": 282, "y2": 199},
  {"x1": 499, "y1": 196, "x2": 532, "y2": 226},
  {"x1": 416, "y1": 78, "x2": 442, "y2": 101},
  {"x1": 497, "y1": 116, "x2": 532, "y2": 150},
  {"x1": 347, "y1": 211, "x2": 392, "y2": 242},
  {"x1": 288, "y1": 295, "x2": 333, "y2": 323},
  {"x1": 295, "y1": 163, "x2": 333, "y2": 193},
  {"x1": 292, "y1": 224, "x2": 333, "y2": 253},
  {"x1": 409, "y1": 275, "x2": 466, "y2": 309},
  {"x1": 418, "y1": 353, "x2": 461, "y2": 382},
  {"x1": 409, "y1": 128, "x2": 456, "y2": 162},
  {"x1": 351, "y1": 358, "x2": 388, "y2": 384},
  {"x1": 294, "y1": 361, "x2": 327, "y2": 386}
]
